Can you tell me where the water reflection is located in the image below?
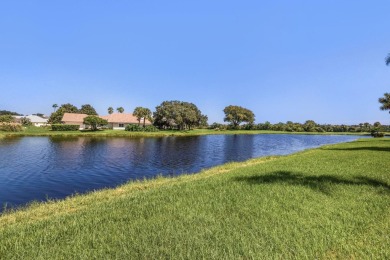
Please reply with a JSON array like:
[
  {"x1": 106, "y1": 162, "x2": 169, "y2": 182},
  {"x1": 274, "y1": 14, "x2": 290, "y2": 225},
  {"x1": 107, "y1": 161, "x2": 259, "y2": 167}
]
[{"x1": 223, "y1": 135, "x2": 254, "y2": 162}]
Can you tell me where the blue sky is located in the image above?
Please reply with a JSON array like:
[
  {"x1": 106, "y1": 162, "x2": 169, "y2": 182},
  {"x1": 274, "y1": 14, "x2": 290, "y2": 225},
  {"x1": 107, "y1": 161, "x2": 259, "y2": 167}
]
[{"x1": 1, "y1": 1, "x2": 389, "y2": 124}]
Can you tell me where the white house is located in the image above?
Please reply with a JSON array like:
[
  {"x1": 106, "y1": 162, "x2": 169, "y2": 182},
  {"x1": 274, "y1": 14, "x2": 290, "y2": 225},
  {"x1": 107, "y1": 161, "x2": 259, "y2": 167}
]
[{"x1": 15, "y1": 115, "x2": 48, "y2": 127}]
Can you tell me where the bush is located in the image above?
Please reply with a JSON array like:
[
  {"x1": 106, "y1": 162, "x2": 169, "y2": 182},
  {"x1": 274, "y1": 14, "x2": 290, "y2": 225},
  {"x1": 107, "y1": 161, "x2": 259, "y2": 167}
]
[
  {"x1": 125, "y1": 124, "x2": 159, "y2": 132},
  {"x1": 20, "y1": 117, "x2": 32, "y2": 126},
  {"x1": 125, "y1": 124, "x2": 143, "y2": 132},
  {"x1": 209, "y1": 122, "x2": 228, "y2": 130},
  {"x1": 143, "y1": 125, "x2": 159, "y2": 132},
  {"x1": 51, "y1": 124, "x2": 80, "y2": 131},
  {"x1": 0, "y1": 115, "x2": 14, "y2": 123},
  {"x1": 371, "y1": 130, "x2": 385, "y2": 138},
  {"x1": 0, "y1": 122, "x2": 23, "y2": 132}
]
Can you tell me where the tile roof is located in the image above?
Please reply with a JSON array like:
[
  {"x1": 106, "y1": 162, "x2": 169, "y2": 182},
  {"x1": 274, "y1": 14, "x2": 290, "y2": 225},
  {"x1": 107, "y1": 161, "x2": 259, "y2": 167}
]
[
  {"x1": 62, "y1": 113, "x2": 89, "y2": 123},
  {"x1": 61, "y1": 113, "x2": 152, "y2": 125},
  {"x1": 101, "y1": 113, "x2": 151, "y2": 124}
]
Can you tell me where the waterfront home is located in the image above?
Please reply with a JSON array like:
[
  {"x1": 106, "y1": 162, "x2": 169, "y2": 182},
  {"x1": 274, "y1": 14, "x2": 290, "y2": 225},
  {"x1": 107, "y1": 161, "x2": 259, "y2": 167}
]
[
  {"x1": 101, "y1": 113, "x2": 152, "y2": 130},
  {"x1": 61, "y1": 113, "x2": 89, "y2": 129},
  {"x1": 61, "y1": 113, "x2": 151, "y2": 130},
  {"x1": 14, "y1": 115, "x2": 49, "y2": 127}
]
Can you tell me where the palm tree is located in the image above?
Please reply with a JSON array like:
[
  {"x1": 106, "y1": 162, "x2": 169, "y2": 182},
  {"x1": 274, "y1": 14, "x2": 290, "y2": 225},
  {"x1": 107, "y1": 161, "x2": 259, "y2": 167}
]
[
  {"x1": 133, "y1": 107, "x2": 152, "y2": 127},
  {"x1": 52, "y1": 104, "x2": 58, "y2": 112},
  {"x1": 386, "y1": 53, "x2": 390, "y2": 66},
  {"x1": 108, "y1": 107, "x2": 114, "y2": 114},
  {"x1": 116, "y1": 107, "x2": 124, "y2": 113},
  {"x1": 379, "y1": 93, "x2": 390, "y2": 113}
]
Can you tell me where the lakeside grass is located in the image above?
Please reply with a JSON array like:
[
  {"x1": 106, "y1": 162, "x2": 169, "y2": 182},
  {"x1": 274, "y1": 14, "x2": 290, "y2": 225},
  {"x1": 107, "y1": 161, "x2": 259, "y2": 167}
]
[
  {"x1": 1, "y1": 138, "x2": 389, "y2": 258},
  {"x1": 0, "y1": 126, "x2": 373, "y2": 139}
]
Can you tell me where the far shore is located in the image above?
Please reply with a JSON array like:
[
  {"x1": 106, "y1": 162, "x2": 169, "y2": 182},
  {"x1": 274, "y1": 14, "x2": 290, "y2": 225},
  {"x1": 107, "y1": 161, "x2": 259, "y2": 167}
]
[{"x1": 0, "y1": 127, "x2": 377, "y2": 139}]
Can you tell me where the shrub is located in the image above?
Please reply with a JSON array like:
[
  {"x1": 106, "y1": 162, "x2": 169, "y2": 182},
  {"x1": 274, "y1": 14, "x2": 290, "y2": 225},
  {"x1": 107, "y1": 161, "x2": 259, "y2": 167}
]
[
  {"x1": 20, "y1": 117, "x2": 32, "y2": 126},
  {"x1": 143, "y1": 125, "x2": 159, "y2": 132},
  {"x1": 0, "y1": 115, "x2": 14, "y2": 123},
  {"x1": 51, "y1": 124, "x2": 80, "y2": 131},
  {"x1": 209, "y1": 122, "x2": 227, "y2": 130},
  {"x1": 125, "y1": 124, "x2": 143, "y2": 132},
  {"x1": 371, "y1": 130, "x2": 384, "y2": 138},
  {"x1": 0, "y1": 122, "x2": 23, "y2": 132},
  {"x1": 125, "y1": 124, "x2": 159, "y2": 132}
]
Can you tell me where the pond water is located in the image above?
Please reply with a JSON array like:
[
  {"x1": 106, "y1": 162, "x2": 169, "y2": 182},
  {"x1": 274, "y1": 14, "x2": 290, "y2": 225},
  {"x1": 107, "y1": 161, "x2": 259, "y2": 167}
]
[{"x1": 0, "y1": 134, "x2": 362, "y2": 211}]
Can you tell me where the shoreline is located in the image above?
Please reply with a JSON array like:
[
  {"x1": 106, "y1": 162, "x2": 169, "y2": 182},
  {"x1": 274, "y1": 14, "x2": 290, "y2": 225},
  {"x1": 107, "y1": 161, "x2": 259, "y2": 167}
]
[
  {"x1": 0, "y1": 138, "x2": 389, "y2": 258},
  {"x1": 0, "y1": 128, "x2": 374, "y2": 139}
]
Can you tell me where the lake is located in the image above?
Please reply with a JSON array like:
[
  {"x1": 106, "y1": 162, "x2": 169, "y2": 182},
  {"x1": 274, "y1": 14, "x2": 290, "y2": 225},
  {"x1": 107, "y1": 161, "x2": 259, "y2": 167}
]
[{"x1": 0, "y1": 134, "x2": 363, "y2": 211}]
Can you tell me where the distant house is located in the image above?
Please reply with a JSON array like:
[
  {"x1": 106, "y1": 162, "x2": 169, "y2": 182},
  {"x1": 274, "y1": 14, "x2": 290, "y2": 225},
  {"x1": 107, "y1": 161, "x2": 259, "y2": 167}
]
[
  {"x1": 61, "y1": 113, "x2": 89, "y2": 129},
  {"x1": 14, "y1": 115, "x2": 48, "y2": 127},
  {"x1": 101, "y1": 113, "x2": 152, "y2": 130},
  {"x1": 61, "y1": 112, "x2": 151, "y2": 130}
]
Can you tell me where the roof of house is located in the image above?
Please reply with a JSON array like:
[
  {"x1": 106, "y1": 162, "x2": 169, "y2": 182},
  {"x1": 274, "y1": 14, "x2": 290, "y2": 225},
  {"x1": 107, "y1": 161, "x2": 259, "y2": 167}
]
[
  {"x1": 62, "y1": 113, "x2": 89, "y2": 123},
  {"x1": 14, "y1": 115, "x2": 48, "y2": 123},
  {"x1": 101, "y1": 113, "x2": 151, "y2": 124}
]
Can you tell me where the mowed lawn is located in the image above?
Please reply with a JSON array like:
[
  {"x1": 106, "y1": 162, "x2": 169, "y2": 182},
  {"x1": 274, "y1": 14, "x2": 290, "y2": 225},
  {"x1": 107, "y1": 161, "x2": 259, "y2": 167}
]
[{"x1": 0, "y1": 138, "x2": 389, "y2": 259}]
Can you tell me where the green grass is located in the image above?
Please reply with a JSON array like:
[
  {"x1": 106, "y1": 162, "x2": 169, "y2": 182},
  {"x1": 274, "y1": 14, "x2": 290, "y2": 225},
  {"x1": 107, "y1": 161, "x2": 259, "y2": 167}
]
[
  {"x1": 0, "y1": 126, "x2": 372, "y2": 139},
  {"x1": 1, "y1": 138, "x2": 389, "y2": 259}
]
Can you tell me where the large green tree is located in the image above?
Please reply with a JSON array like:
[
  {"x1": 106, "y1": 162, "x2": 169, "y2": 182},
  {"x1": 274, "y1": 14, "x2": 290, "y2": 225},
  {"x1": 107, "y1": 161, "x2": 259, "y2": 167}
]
[
  {"x1": 48, "y1": 103, "x2": 79, "y2": 124},
  {"x1": 79, "y1": 104, "x2": 98, "y2": 115},
  {"x1": 83, "y1": 116, "x2": 108, "y2": 131},
  {"x1": 379, "y1": 93, "x2": 390, "y2": 113},
  {"x1": 133, "y1": 107, "x2": 152, "y2": 127},
  {"x1": 153, "y1": 101, "x2": 207, "y2": 130},
  {"x1": 223, "y1": 105, "x2": 255, "y2": 128}
]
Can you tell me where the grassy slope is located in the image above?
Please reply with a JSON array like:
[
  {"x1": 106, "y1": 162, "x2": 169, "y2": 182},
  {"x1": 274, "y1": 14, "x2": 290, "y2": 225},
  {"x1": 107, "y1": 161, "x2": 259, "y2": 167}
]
[{"x1": 0, "y1": 138, "x2": 389, "y2": 259}]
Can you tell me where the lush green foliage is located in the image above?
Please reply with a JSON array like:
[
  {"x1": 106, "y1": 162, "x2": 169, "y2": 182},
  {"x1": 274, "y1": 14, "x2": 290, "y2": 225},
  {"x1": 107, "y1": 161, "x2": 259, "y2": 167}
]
[
  {"x1": 209, "y1": 120, "x2": 390, "y2": 133},
  {"x1": 223, "y1": 105, "x2": 255, "y2": 128},
  {"x1": 143, "y1": 125, "x2": 159, "y2": 132},
  {"x1": 379, "y1": 93, "x2": 390, "y2": 113},
  {"x1": 0, "y1": 122, "x2": 23, "y2": 132},
  {"x1": 20, "y1": 117, "x2": 32, "y2": 126},
  {"x1": 51, "y1": 124, "x2": 80, "y2": 131},
  {"x1": 133, "y1": 107, "x2": 152, "y2": 126},
  {"x1": 79, "y1": 104, "x2": 98, "y2": 115},
  {"x1": 107, "y1": 107, "x2": 114, "y2": 114},
  {"x1": 153, "y1": 100, "x2": 208, "y2": 130},
  {"x1": 0, "y1": 139, "x2": 389, "y2": 258},
  {"x1": 83, "y1": 116, "x2": 108, "y2": 131},
  {"x1": 125, "y1": 124, "x2": 159, "y2": 132},
  {"x1": 125, "y1": 124, "x2": 143, "y2": 131},
  {"x1": 48, "y1": 103, "x2": 79, "y2": 124},
  {"x1": 0, "y1": 115, "x2": 14, "y2": 123},
  {"x1": 116, "y1": 107, "x2": 124, "y2": 113}
]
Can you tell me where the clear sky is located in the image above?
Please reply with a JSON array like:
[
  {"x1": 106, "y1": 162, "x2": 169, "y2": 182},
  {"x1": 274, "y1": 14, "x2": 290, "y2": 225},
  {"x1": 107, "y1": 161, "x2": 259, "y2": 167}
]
[{"x1": 1, "y1": 1, "x2": 389, "y2": 124}]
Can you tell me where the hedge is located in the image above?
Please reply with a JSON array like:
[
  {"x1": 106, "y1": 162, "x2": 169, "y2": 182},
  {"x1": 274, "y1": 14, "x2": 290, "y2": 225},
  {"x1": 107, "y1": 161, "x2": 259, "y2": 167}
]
[
  {"x1": 51, "y1": 124, "x2": 80, "y2": 131},
  {"x1": 125, "y1": 124, "x2": 159, "y2": 132}
]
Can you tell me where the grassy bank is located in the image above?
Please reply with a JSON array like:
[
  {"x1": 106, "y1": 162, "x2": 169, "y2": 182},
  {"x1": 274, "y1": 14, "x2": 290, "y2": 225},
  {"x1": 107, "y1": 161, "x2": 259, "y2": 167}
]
[
  {"x1": 1, "y1": 138, "x2": 389, "y2": 258},
  {"x1": 0, "y1": 126, "x2": 372, "y2": 138}
]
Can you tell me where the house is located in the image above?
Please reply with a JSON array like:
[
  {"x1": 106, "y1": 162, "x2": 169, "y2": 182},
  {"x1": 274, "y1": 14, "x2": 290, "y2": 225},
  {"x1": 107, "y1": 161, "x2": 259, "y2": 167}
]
[
  {"x1": 61, "y1": 112, "x2": 151, "y2": 130},
  {"x1": 101, "y1": 113, "x2": 152, "y2": 130},
  {"x1": 14, "y1": 115, "x2": 48, "y2": 127},
  {"x1": 61, "y1": 113, "x2": 89, "y2": 129}
]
